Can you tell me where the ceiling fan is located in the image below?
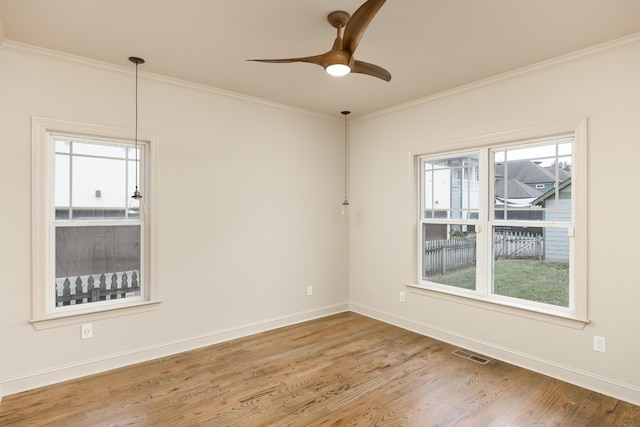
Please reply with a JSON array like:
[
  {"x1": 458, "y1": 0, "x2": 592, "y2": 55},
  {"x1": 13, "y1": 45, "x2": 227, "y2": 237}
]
[{"x1": 248, "y1": 0, "x2": 391, "y2": 82}]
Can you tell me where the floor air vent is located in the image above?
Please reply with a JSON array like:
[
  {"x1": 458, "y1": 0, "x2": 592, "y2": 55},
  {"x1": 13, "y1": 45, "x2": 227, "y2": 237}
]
[{"x1": 452, "y1": 349, "x2": 490, "y2": 365}]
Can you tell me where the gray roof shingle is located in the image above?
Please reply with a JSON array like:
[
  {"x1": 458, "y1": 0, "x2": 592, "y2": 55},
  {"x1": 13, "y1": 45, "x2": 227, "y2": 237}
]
[
  {"x1": 494, "y1": 160, "x2": 556, "y2": 184},
  {"x1": 494, "y1": 178, "x2": 544, "y2": 199}
]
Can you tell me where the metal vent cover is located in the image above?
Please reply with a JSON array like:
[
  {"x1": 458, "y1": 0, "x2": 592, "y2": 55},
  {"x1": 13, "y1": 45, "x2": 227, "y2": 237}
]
[{"x1": 452, "y1": 349, "x2": 491, "y2": 365}]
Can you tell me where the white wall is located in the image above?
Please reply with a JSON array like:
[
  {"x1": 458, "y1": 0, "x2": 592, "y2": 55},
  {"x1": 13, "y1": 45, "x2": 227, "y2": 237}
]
[
  {"x1": 0, "y1": 46, "x2": 349, "y2": 397},
  {"x1": 348, "y1": 38, "x2": 640, "y2": 404},
  {"x1": 2, "y1": 36, "x2": 640, "y2": 406}
]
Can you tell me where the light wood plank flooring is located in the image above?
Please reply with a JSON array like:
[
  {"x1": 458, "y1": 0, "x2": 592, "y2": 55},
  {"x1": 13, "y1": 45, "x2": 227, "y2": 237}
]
[{"x1": 1, "y1": 312, "x2": 639, "y2": 426}]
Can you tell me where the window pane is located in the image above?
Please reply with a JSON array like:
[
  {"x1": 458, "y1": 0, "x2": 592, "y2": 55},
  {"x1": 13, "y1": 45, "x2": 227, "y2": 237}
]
[
  {"x1": 492, "y1": 226, "x2": 569, "y2": 307},
  {"x1": 558, "y1": 142, "x2": 572, "y2": 156},
  {"x1": 73, "y1": 142, "x2": 127, "y2": 158},
  {"x1": 494, "y1": 140, "x2": 572, "y2": 222},
  {"x1": 422, "y1": 223, "x2": 476, "y2": 290},
  {"x1": 55, "y1": 154, "x2": 70, "y2": 220},
  {"x1": 71, "y1": 156, "x2": 127, "y2": 219},
  {"x1": 55, "y1": 139, "x2": 70, "y2": 153},
  {"x1": 423, "y1": 154, "x2": 479, "y2": 220},
  {"x1": 127, "y1": 158, "x2": 141, "y2": 196},
  {"x1": 55, "y1": 225, "x2": 141, "y2": 306},
  {"x1": 54, "y1": 140, "x2": 143, "y2": 221}
]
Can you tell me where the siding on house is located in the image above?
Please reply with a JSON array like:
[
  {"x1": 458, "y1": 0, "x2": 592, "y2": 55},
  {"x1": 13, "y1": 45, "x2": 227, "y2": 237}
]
[{"x1": 542, "y1": 188, "x2": 571, "y2": 261}]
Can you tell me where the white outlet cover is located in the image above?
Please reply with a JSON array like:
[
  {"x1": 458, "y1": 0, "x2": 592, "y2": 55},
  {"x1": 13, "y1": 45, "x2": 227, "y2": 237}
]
[
  {"x1": 81, "y1": 323, "x2": 93, "y2": 339},
  {"x1": 593, "y1": 335, "x2": 606, "y2": 352}
]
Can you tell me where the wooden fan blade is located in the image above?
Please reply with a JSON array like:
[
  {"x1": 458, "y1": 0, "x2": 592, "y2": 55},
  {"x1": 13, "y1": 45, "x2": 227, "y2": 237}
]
[
  {"x1": 343, "y1": 0, "x2": 386, "y2": 55},
  {"x1": 248, "y1": 54, "x2": 325, "y2": 66},
  {"x1": 351, "y1": 60, "x2": 391, "y2": 81}
]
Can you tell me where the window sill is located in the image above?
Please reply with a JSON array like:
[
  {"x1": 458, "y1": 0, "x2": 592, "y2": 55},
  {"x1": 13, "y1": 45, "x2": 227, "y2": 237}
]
[
  {"x1": 406, "y1": 284, "x2": 588, "y2": 330},
  {"x1": 31, "y1": 300, "x2": 161, "y2": 330}
]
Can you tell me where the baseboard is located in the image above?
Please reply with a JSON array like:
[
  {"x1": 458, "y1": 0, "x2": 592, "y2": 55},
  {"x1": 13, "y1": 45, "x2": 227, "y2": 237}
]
[
  {"x1": 5, "y1": 302, "x2": 637, "y2": 406},
  {"x1": 0, "y1": 303, "x2": 349, "y2": 399},
  {"x1": 350, "y1": 302, "x2": 640, "y2": 406}
]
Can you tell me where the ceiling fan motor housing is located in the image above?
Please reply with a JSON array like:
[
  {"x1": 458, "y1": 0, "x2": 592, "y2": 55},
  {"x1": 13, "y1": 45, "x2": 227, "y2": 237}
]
[{"x1": 328, "y1": 10, "x2": 350, "y2": 28}]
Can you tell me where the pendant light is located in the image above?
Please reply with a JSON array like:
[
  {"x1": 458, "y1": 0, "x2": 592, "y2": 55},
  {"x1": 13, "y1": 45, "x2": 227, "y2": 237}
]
[
  {"x1": 128, "y1": 56, "x2": 145, "y2": 217},
  {"x1": 341, "y1": 110, "x2": 351, "y2": 215}
]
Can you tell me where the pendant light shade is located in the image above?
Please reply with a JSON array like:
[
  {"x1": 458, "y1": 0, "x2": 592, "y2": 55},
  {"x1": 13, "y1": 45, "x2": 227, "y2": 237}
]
[
  {"x1": 128, "y1": 56, "x2": 144, "y2": 217},
  {"x1": 341, "y1": 110, "x2": 350, "y2": 215},
  {"x1": 128, "y1": 187, "x2": 142, "y2": 216}
]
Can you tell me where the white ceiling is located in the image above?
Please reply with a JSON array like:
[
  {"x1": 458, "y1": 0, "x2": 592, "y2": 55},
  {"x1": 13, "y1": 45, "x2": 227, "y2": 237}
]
[{"x1": 1, "y1": 0, "x2": 640, "y2": 118}]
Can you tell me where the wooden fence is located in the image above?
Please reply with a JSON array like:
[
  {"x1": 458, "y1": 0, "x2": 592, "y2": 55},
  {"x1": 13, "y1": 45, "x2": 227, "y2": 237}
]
[
  {"x1": 423, "y1": 238, "x2": 476, "y2": 276},
  {"x1": 55, "y1": 270, "x2": 140, "y2": 307},
  {"x1": 493, "y1": 231, "x2": 543, "y2": 260},
  {"x1": 423, "y1": 231, "x2": 543, "y2": 276}
]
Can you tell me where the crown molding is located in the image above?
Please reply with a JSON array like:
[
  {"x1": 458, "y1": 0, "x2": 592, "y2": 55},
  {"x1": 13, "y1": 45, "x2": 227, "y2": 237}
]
[
  {"x1": 359, "y1": 32, "x2": 640, "y2": 122},
  {"x1": 0, "y1": 40, "x2": 332, "y2": 120},
  {"x1": 2, "y1": 30, "x2": 639, "y2": 124}
]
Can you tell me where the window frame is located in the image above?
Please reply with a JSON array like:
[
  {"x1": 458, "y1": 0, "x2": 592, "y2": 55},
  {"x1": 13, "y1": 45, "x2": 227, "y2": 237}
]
[
  {"x1": 409, "y1": 119, "x2": 588, "y2": 327},
  {"x1": 418, "y1": 151, "x2": 484, "y2": 296},
  {"x1": 32, "y1": 117, "x2": 160, "y2": 330}
]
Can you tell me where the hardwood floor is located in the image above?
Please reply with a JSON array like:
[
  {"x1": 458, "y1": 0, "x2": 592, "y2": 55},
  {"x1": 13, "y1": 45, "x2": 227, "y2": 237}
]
[{"x1": 1, "y1": 312, "x2": 639, "y2": 426}]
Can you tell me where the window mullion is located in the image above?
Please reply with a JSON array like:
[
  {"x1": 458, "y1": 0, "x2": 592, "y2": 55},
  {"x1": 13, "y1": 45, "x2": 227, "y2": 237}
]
[
  {"x1": 68, "y1": 141, "x2": 74, "y2": 219},
  {"x1": 473, "y1": 148, "x2": 490, "y2": 297}
]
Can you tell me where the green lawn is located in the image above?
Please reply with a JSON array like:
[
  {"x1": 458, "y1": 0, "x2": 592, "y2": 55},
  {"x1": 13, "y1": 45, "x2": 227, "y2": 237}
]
[{"x1": 428, "y1": 259, "x2": 569, "y2": 307}]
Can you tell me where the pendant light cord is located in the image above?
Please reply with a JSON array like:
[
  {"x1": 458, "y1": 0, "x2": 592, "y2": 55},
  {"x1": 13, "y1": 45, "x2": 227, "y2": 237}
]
[
  {"x1": 341, "y1": 111, "x2": 350, "y2": 204},
  {"x1": 128, "y1": 56, "x2": 145, "y2": 198},
  {"x1": 134, "y1": 61, "x2": 139, "y2": 191}
]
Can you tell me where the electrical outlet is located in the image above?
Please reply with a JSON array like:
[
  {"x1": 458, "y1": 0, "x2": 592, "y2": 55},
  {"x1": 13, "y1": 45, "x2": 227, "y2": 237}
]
[
  {"x1": 593, "y1": 335, "x2": 606, "y2": 352},
  {"x1": 307, "y1": 285, "x2": 313, "y2": 296},
  {"x1": 399, "y1": 291, "x2": 406, "y2": 302},
  {"x1": 81, "y1": 323, "x2": 93, "y2": 340}
]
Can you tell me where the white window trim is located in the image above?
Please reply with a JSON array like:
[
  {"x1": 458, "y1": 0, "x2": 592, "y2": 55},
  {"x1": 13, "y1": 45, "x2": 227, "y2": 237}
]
[
  {"x1": 407, "y1": 118, "x2": 588, "y2": 329},
  {"x1": 31, "y1": 117, "x2": 160, "y2": 330}
]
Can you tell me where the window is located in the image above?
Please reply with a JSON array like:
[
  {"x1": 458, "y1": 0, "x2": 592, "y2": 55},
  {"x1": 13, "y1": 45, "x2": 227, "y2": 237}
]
[
  {"x1": 413, "y1": 120, "x2": 587, "y2": 323},
  {"x1": 32, "y1": 118, "x2": 158, "y2": 328},
  {"x1": 421, "y1": 154, "x2": 480, "y2": 291}
]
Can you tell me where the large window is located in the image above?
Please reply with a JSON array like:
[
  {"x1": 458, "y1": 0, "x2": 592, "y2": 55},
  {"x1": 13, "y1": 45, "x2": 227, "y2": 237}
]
[
  {"x1": 414, "y1": 121, "x2": 587, "y2": 322},
  {"x1": 32, "y1": 118, "x2": 158, "y2": 328}
]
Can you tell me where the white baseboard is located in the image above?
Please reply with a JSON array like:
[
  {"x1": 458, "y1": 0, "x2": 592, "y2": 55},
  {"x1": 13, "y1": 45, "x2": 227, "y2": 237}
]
[
  {"x1": 349, "y1": 302, "x2": 640, "y2": 407},
  {"x1": 5, "y1": 302, "x2": 638, "y2": 407},
  {"x1": 0, "y1": 303, "x2": 349, "y2": 399}
]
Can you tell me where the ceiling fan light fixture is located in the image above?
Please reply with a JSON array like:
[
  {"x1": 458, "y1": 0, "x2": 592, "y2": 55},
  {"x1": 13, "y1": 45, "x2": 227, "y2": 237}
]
[
  {"x1": 326, "y1": 63, "x2": 351, "y2": 77},
  {"x1": 248, "y1": 0, "x2": 390, "y2": 81}
]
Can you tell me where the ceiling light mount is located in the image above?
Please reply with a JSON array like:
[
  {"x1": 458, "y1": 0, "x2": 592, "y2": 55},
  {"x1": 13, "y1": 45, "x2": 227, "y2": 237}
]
[
  {"x1": 128, "y1": 56, "x2": 145, "y2": 66},
  {"x1": 327, "y1": 10, "x2": 350, "y2": 29}
]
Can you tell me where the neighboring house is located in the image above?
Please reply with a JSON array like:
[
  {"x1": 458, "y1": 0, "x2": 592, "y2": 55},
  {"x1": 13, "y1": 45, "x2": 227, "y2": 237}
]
[
  {"x1": 494, "y1": 160, "x2": 571, "y2": 223},
  {"x1": 531, "y1": 178, "x2": 572, "y2": 261},
  {"x1": 493, "y1": 176, "x2": 544, "y2": 244},
  {"x1": 494, "y1": 161, "x2": 548, "y2": 222},
  {"x1": 545, "y1": 165, "x2": 571, "y2": 183},
  {"x1": 494, "y1": 178, "x2": 543, "y2": 206},
  {"x1": 494, "y1": 177, "x2": 544, "y2": 222},
  {"x1": 495, "y1": 160, "x2": 564, "y2": 194}
]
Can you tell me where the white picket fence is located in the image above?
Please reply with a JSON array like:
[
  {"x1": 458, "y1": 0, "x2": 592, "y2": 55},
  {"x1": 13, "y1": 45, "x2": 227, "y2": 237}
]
[
  {"x1": 493, "y1": 231, "x2": 543, "y2": 260},
  {"x1": 55, "y1": 270, "x2": 140, "y2": 307},
  {"x1": 423, "y1": 231, "x2": 543, "y2": 276},
  {"x1": 423, "y1": 238, "x2": 476, "y2": 276}
]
